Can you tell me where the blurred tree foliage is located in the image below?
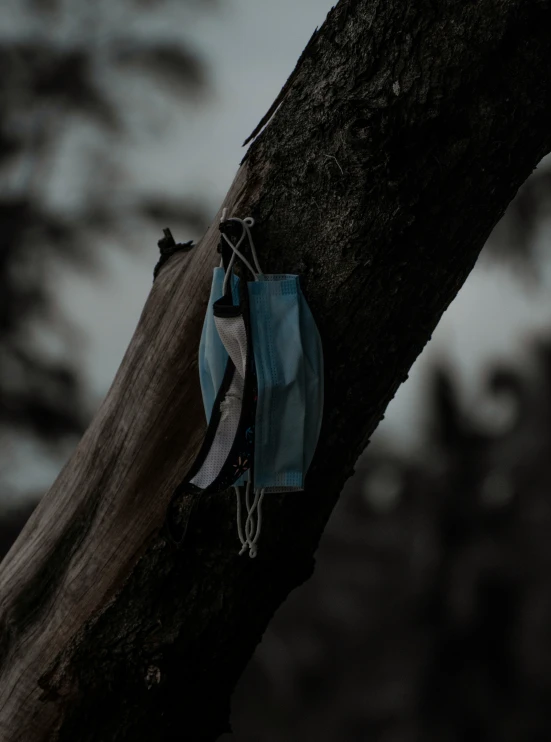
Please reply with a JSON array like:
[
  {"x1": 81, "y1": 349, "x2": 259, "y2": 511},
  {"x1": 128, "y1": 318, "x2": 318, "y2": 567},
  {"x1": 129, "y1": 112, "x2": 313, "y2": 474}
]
[{"x1": 0, "y1": 0, "x2": 212, "y2": 499}]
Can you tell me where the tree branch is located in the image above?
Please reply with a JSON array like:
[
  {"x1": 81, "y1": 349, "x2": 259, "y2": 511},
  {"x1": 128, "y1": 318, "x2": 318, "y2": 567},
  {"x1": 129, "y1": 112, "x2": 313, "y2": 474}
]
[{"x1": 1, "y1": 1, "x2": 550, "y2": 740}]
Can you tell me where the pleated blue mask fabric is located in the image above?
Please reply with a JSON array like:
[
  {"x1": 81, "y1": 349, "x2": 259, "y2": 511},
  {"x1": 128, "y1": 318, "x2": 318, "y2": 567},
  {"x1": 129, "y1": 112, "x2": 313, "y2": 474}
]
[{"x1": 248, "y1": 273, "x2": 324, "y2": 492}]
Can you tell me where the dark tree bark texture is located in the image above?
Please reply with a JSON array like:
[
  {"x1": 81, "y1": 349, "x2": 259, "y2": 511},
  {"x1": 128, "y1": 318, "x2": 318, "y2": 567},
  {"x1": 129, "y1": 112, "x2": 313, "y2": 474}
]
[{"x1": 0, "y1": 1, "x2": 550, "y2": 740}]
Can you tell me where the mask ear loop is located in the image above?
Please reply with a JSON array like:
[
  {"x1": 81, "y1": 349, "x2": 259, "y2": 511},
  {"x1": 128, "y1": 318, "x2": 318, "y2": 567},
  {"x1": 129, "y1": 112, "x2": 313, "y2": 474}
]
[
  {"x1": 236, "y1": 480, "x2": 250, "y2": 556},
  {"x1": 235, "y1": 484, "x2": 264, "y2": 558},
  {"x1": 238, "y1": 217, "x2": 263, "y2": 274},
  {"x1": 220, "y1": 224, "x2": 249, "y2": 287},
  {"x1": 221, "y1": 217, "x2": 262, "y2": 296},
  {"x1": 221, "y1": 216, "x2": 266, "y2": 557},
  {"x1": 244, "y1": 488, "x2": 265, "y2": 558}
]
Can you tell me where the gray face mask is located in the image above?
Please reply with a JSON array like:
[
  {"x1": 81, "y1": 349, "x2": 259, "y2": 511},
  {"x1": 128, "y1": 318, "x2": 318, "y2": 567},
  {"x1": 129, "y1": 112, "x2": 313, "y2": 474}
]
[{"x1": 182, "y1": 216, "x2": 324, "y2": 558}]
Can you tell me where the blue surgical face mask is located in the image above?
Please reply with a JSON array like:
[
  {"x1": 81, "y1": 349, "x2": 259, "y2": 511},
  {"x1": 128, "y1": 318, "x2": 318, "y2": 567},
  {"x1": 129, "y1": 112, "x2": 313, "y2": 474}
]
[
  {"x1": 182, "y1": 216, "x2": 324, "y2": 558},
  {"x1": 248, "y1": 273, "x2": 324, "y2": 491}
]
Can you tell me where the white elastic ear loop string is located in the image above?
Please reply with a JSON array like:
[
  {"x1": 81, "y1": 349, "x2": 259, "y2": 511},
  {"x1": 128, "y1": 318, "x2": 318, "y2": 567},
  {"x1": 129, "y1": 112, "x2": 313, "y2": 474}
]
[
  {"x1": 245, "y1": 485, "x2": 254, "y2": 534},
  {"x1": 221, "y1": 225, "x2": 250, "y2": 295},
  {"x1": 221, "y1": 217, "x2": 264, "y2": 296},
  {"x1": 224, "y1": 216, "x2": 266, "y2": 557},
  {"x1": 222, "y1": 232, "x2": 257, "y2": 295},
  {"x1": 228, "y1": 217, "x2": 262, "y2": 275},
  {"x1": 236, "y1": 480, "x2": 259, "y2": 556},
  {"x1": 244, "y1": 482, "x2": 255, "y2": 544},
  {"x1": 247, "y1": 489, "x2": 265, "y2": 559},
  {"x1": 235, "y1": 485, "x2": 249, "y2": 555},
  {"x1": 235, "y1": 481, "x2": 265, "y2": 557},
  {"x1": 244, "y1": 487, "x2": 265, "y2": 558},
  {"x1": 240, "y1": 217, "x2": 263, "y2": 276},
  {"x1": 221, "y1": 219, "x2": 249, "y2": 292}
]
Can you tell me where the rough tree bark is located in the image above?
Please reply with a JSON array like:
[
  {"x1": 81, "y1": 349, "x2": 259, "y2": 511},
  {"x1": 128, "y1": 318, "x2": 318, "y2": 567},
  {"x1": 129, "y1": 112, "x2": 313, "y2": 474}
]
[{"x1": 1, "y1": 1, "x2": 550, "y2": 740}]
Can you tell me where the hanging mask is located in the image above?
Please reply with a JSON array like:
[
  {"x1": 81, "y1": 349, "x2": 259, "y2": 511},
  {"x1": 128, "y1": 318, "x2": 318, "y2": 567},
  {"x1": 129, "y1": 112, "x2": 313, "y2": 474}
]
[{"x1": 180, "y1": 216, "x2": 324, "y2": 558}]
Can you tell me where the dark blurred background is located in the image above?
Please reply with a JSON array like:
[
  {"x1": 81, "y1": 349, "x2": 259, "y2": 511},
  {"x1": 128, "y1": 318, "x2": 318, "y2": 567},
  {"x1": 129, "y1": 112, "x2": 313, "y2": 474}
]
[{"x1": 2, "y1": 2, "x2": 551, "y2": 741}]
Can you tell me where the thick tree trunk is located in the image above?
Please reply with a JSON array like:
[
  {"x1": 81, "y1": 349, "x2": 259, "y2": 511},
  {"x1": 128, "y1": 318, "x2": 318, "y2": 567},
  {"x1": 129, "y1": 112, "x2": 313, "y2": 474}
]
[{"x1": 1, "y1": 1, "x2": 550, "y2": 740}]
